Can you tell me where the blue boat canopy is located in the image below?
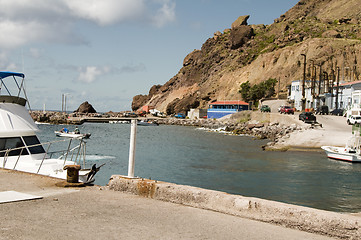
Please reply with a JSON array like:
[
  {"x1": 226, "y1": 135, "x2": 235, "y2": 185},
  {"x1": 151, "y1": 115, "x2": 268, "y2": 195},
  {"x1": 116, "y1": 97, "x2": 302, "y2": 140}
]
[{"x1": 0, "y1": 71, "x2": 25, "y2": 79}]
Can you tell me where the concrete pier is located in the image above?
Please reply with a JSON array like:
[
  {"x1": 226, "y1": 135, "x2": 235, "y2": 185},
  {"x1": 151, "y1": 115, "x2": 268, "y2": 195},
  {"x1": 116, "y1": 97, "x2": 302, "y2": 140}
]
[
  {"x1": 0, "y1": 169, "x2": 335, "y2": 240},
  {"x1": 108, "y1": 175, "x2": 361, "y2": 239}
]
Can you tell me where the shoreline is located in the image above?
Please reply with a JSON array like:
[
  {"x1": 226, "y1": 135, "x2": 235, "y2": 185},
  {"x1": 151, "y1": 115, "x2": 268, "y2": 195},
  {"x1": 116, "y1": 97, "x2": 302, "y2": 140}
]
[{"x1": 31, "y1": 110, "x2": 352, "y2": 151}]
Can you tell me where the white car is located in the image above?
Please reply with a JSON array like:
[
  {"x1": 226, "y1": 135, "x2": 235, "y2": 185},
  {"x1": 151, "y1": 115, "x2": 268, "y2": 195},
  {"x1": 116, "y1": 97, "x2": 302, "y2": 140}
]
[{"x1": 347, "y1": 115, "x2": 361, "y2": 125}]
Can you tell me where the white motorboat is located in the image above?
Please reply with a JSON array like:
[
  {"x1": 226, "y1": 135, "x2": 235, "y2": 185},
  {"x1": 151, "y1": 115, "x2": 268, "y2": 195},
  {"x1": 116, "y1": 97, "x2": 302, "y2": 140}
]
[
  {"x1": 0, "y1": 71, "x2": 100, "y2": 183},
  {"x1": 137, "y1": 120, "x2": 159, "y2": 126},
  {"x1": 321, "y1": 146, "x2": 361, "y2": 163},
  {"x1": 109, "y1": 120, "x2": 128, "y2": 124},
  {"x1": 321, "y1": 134, "x2": 361, "y2": 163},
  {"x1": 55, "y1": 131, "x2": 91, "y2": 139}
]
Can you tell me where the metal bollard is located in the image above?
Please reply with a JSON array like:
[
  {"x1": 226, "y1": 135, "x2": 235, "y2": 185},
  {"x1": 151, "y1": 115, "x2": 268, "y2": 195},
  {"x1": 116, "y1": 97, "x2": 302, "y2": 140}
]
[{"x1": 63, "y1": 165, "x2": 81, "y2": 183}]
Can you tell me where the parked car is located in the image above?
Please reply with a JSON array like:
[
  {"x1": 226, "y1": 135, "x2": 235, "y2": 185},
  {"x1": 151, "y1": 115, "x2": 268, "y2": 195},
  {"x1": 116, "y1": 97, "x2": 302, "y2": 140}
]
[
  {"x1": 330, "y1": 108, "x2": 344, "y2": 116},
  {"x1": 299, "y1": 112, "x2": 317, "y2": 123},
  {"x1": 174, "y1": 113, "x2": 186, "y2": 119},
  {"x1": 124, "y1": 112, "x2": 138, "y2": 117},
  {"x1": 347, "y1": 115, "x2": 361, "y2": 125},
  {"x1": 279, "y1": 106, "x2": 294, "y2": 114},
  {"x1": 278, "y1": 106, "x2": 284, "y2": 112},
  {"x1": 315, "y1": 105, "x2": 329, "y2": 115},
  {"x1": 260, "y1": 105, "x2": 271, "y2": 112}
]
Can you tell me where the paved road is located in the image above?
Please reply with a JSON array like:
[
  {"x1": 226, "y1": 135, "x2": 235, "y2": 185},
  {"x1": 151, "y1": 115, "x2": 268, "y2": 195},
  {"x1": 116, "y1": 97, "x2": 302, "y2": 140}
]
[{"x1": 0, "y1": 169, "x2": 334, "y2": 240}]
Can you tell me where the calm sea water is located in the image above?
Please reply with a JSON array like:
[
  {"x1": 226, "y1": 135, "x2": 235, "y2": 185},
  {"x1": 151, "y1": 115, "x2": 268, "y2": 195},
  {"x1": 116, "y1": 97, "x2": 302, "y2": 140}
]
[{"x1": 37, "y1": 122, "x2": 361, "y2": 213}]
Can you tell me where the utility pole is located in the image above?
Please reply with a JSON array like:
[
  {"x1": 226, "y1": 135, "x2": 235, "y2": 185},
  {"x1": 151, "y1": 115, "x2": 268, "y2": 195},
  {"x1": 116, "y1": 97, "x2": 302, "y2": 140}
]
[
  {"x1": 336, "y1": 67, "x2": 340, "y2": 109},
  {"x1": 61, "y1": 94, "x2": 64, "y2": 112},
  {"x1": 318, "y1": 62, "x2": 324, "y2": 106},
  {"x1": 324, "y1": 72, "x2": 329, "y2": 93},
  {"x1": 330, "y1": 69, "x2": 335, "y2": 109},
  {"x1": 301, "y1": 54, "x2": 306, "y2": 111}
]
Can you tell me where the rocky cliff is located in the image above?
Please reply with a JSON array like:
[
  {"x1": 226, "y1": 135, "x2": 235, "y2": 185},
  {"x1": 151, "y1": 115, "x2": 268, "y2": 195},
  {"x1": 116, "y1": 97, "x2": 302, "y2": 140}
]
[{"x1": 132, "y1": 0, "x2": 361, "y2": 114}]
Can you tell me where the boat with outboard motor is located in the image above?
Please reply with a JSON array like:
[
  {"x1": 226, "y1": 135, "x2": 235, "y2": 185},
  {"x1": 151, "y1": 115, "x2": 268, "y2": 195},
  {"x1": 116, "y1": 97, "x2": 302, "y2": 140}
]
[
  {"x1": 321, "y1": 125, "x2": 361, "y2": 163},
  {"x1": 137, "y1": 119, "x2": 159, "y2": 126},
  {"x1": 55, "y1": 131, "x2": 91, "y2": 139},
  {"x1": 0, "y1": 71, "x2": 101, "y2": 183}
]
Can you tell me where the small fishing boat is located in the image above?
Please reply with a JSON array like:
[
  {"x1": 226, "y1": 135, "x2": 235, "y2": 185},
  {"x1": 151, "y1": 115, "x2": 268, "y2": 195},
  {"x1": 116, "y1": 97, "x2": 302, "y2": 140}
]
[
  {"x1": 137, "y1": 120, "x2": 159, "y2": 126},
  {"x1": 321, "y1": 127, "x2": 361, "y2": 163},
  {"x1": 55, "y1": 131, "x2": 91, "y2": 139},
  {"x1": 0, "y1": 71, "x2": 101, "y2": 183},
  {"x1": 321, "y1": 146, "x2": 361, "y2": 163}
]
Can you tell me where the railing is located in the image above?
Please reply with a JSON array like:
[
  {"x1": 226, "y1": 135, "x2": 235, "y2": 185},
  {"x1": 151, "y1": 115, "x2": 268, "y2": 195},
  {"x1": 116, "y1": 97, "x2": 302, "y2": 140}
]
[{"x1": 0, "y1": 138, "x2": 88, "y2": 173}]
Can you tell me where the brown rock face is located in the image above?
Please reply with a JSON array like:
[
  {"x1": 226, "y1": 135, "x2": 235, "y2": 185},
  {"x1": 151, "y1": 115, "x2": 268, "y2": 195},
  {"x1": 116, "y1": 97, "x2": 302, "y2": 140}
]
[
  {"x1": 230, "y1": 25, "x2": 254, "y2": 49},
  {"x1": 132, "y1": 0, "x2": 361, "y2": 115},
  {"x1": 74, "y1": 101, "x2": 96, "y2": 113},
  {"x1": 132, "y1": 95, "x2": 149, "y2": 111}
]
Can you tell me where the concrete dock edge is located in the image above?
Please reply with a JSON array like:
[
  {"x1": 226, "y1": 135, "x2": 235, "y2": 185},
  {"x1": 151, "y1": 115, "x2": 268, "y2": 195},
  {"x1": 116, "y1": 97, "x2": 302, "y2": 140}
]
[{"x1": 108, "y1": 175, "x2": 361, "y2": 239}]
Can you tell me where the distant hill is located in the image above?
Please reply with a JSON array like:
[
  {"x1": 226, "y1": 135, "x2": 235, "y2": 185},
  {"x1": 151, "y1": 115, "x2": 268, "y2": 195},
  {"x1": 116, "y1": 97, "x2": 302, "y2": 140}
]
[{"x1": 132, "y1": 0, "x2": 361, "y2": 114}]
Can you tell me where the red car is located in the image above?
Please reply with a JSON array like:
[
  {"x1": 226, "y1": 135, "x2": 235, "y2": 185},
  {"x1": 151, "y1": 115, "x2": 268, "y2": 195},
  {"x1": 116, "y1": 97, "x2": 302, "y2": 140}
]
[{"x1": 280, "y1": 106, "x2": 294, "y2": 114}]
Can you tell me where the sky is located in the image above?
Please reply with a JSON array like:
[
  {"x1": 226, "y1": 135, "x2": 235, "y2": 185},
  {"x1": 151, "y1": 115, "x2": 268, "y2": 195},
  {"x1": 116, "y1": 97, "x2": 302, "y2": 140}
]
[{"x1": 0, "y1": 0, "x2": 299, "y2": 112}]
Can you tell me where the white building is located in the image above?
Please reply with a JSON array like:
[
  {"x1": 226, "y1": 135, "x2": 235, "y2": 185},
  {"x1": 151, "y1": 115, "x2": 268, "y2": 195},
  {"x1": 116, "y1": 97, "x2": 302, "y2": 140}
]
[{"x1": 289, "y1": 79, "x2": 361, "y2": 111}]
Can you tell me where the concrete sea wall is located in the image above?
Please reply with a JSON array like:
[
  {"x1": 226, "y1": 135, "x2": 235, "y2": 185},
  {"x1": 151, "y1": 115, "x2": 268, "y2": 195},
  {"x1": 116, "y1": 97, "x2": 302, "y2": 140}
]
[{"x1": 108, "y1": 175, "x2": 361, "y2": 239}]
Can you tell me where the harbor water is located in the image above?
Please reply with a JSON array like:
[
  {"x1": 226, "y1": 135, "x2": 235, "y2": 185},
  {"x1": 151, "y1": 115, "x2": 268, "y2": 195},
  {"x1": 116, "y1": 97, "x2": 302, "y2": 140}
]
[{"x1": 37, "y1": 122, "x2": 361, "y2": 213}]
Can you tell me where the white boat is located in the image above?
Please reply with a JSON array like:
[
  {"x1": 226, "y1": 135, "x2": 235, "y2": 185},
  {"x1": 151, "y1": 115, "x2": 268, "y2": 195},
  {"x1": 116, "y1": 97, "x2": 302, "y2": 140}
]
[
  {"x1": 137, "y1": 120, "x2": 159, "y2": 126},
  {"x1": 321, "y1": 134, "x2": 361, "y2": 163},
  {"x1": 55, "y1": 131, "x2": 91, "y2": 139},
  {"x1": 109, "y1": 120, "x2": 128, "y2": 124},
  {"x1": 0, "y1": 71, "x2": 100, "y2": 183},
  {"x1": 321, "y1": 146, "x2": 361, "y2": 163}
]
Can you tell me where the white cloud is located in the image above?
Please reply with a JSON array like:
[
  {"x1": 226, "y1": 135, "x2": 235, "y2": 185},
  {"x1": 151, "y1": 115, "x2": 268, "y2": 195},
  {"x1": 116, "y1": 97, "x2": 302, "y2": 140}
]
[
  {"x1": 0, "y1": 0, "x2": 176, "y2": 49},
  {"x1": 64, "y1": 0, "x2": 146, "y2": 26},
  {"x1": 151, "y1": 0, "x2": 176, "y2": 28},
  {"x1": 77, "y1": 63, "x2": 145, "y2": 83},
  {"x1": 78, "y1": 66, "x2": 103, "y2": 83}
]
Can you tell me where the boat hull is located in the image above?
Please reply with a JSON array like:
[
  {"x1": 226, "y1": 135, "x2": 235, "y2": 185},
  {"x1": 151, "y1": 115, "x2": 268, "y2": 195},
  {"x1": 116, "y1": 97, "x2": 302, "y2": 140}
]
[
  {"x1": 0, "y1": 154, "x2": 94, "y2": 183},
  {"x1": 55, "y1": 131, "x2": 91, "y2": 139},
  {"x1": 321, "y1": 146, "x2": 361, "y2": 163}
]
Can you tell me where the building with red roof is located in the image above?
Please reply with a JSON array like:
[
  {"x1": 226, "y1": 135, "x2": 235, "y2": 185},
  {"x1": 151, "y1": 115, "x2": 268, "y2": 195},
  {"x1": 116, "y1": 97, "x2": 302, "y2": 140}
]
[{"x1": 207, "y1": 100, "x2": 249, "y2": 119}]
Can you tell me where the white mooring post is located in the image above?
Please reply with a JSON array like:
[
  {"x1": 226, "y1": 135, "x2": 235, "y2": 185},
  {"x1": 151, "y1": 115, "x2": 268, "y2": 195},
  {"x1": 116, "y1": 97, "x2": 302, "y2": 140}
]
[{"x1": 128, "y1": 119, "x2": 137, "y2": 177}]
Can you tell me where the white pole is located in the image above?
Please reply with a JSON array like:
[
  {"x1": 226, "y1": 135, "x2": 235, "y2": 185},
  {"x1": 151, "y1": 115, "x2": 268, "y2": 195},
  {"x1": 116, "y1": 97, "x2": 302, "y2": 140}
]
[{"x1": 128, "y1": 119, "x2": 137, "y2": 177}]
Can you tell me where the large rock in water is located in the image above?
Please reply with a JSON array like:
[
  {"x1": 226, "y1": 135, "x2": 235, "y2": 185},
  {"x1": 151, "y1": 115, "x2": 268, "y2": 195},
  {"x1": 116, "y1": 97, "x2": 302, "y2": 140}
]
[{"x1": 74, "y1": 101, "x2": 97, "y2": 113}]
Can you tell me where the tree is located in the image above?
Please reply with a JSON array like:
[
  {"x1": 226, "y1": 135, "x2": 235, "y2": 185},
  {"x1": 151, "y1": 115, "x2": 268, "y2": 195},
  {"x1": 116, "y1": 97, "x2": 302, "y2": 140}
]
[
  {"x1": 239, "y1": 78, "x2": 278, "y2": 104},
  {"x1": 239, "y1": 81, "x2": 251, "y2": 102}
]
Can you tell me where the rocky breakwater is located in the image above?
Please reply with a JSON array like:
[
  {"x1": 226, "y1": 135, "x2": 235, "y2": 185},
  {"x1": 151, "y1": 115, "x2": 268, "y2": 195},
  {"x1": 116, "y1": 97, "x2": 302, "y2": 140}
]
[{"x1": 31, "y1": 111, "x2": 71, "y2": 125}]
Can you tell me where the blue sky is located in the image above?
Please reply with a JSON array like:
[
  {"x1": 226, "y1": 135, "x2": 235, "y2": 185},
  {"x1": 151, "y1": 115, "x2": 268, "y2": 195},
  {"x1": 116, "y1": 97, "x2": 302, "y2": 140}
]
[{"x1": 0, "y1": 0, "x2": 299, "y2": 112}]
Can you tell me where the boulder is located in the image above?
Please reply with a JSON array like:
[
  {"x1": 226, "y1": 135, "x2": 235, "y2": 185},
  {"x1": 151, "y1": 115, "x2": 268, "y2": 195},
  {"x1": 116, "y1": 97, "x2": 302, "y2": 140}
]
[
  {"x1": 230, "y1": 25, "x2": 254, "y2": 49},
  {"x1": 74, "y1": 101, "x2": 96, "y2": 113},
  {"x1": 183, "y1": 50, "x2": 202, "y2": 67},
  {"x1": 231, "y1": 15, "x2": 250, "y2": 29},
  {"x1": 322, "y1": 30, "x2": 341, "y2": 38}
]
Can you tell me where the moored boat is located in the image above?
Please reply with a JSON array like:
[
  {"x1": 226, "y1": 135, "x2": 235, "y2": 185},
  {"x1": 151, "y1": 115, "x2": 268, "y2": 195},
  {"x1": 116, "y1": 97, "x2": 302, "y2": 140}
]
[
  {"x1": 0, "y1": 71, "x2": 100, "y2": 183},
  {"x1": 321, "y1": 146, "x2": 361, "y2": 163},
  {"x1": 137, "y1": 120, "x2": 159, "y2": 126},
  {"x1": 321, "y1": 126, "x2": 361, "y2": 163}
]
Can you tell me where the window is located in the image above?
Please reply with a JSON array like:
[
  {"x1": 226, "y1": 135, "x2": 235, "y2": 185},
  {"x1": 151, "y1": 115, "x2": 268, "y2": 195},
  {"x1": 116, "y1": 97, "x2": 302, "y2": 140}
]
[
  {"x1": 0, "y1": 137, "x2": 28, "y2": 157},
  {"x1": 23, "y1": 136, "x2": 45, "y2": 154}
]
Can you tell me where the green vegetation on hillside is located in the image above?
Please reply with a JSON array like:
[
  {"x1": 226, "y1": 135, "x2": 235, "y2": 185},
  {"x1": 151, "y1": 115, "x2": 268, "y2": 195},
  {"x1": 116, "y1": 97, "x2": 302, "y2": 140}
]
[{"x1": 239, "y1": 78, "x2": 278, "y2": 105}]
